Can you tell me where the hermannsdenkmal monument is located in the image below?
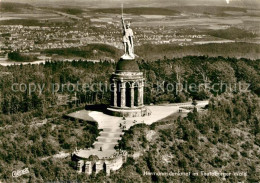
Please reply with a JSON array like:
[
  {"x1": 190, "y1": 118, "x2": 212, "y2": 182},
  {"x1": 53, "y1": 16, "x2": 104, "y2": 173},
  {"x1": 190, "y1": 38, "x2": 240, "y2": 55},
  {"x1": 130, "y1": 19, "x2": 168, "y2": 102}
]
[
  {"x1": 72, "y1": 7, "x2": 150, "y2": 175},
  {"x1": 70, "y1": 6, "x2": 208, "y2": 175},
  {"x1": 107, "y1": 6, "x2": 150, "y2": 117}
]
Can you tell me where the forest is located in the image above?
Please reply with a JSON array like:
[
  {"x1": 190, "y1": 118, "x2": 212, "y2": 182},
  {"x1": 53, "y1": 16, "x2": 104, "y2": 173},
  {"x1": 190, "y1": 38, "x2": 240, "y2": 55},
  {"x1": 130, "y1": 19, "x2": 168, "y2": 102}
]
[
  {"x1": 0, "y1": 56, "x2": 259, "y2": 182},
  {"x1": 41, "y1": 43, "x2": 260, "y2": 61},
  {"x1": 135, "y1": 43, "x2": 260, "y2": 60},
  {"x1": 42, "y1": 44, "x2": 121, "y2": 60},
  {"x1": 110, "y1": 92, "x2": 260, "y2": 183},
  {"x1": 207, "y1": 27, "x2": 256, "y2": 40},
  {"x1": 1, "y1": 56, "x2": 259, "y2": 119},
  {"x1": 8, "y1": 52, "x2": 38, "y2": 62},
  {"x1": 92, "y1": 6, "x2": 247, "y2": 16},
  {"x1": 6, "y1": 42, "x2": 259, "y2": 62}
]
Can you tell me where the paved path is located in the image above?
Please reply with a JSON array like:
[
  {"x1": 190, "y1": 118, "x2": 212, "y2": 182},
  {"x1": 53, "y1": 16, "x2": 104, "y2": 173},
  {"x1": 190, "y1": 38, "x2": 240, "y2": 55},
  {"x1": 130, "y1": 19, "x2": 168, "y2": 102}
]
[{"x1": 72, "y1": 101, "x2": 209, "y2": 159}]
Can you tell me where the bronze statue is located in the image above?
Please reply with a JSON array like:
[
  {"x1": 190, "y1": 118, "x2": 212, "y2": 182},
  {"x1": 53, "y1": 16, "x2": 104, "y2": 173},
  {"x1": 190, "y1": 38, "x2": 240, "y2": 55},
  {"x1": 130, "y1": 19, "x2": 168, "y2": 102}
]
[{"x1": 121, "y1": 4, "x2": 135, "y2": 59}]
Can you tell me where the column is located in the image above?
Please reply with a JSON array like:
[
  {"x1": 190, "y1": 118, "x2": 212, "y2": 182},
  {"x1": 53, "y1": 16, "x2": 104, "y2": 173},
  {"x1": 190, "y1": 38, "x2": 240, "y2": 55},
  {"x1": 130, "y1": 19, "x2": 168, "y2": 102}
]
[
  {"x1": 95, "y1": 162, "x2": 103, "y2": 174},
  {"x1": 85, "y1": 161, "x2": 92, "y2": 175},
  {"x1": 113, "y1": 81, "x2": 117, "y2": 107},
  {"x1": 140, "y1": 80, "x2": 144, "y2": 105},
  {"x1": 130, "y1": 83, "x2": 135, "y2": 108},
  {"x1": 120, "y1": 82, "x2": 126, "y2": 107},
  {"x1": 105, "y1": 162, "x2": 111, "y2": 175},
  {"x1": 137, "y1": 81, "x2": 142, "y2": 106},
  {"x1": 77, "y1": 160, "x2": 84, "y2": 173}
]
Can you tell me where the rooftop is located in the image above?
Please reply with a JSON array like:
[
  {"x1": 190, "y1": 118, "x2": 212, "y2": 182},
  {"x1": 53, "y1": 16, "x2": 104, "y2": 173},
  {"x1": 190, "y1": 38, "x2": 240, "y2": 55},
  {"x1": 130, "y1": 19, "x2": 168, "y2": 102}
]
[{"x1": 116, "y1": 58, "x2": 140, "y2": 72}]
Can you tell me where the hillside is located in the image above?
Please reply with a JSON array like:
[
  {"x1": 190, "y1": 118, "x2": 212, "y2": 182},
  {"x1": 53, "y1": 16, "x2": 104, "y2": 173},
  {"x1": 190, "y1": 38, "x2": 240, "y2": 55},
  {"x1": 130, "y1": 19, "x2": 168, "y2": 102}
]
[
  {"x1": 0, "y1": 56, "x2": 259, "y2": 182},
  {"x1": 92, "y1": 6, "x2": 247, "y2": 16},
  {"x1": 1, "y1": 56, "x2": 260, "y2": 117},
  {"x1": 136, "y1": 43, "x2": 260, "y2": 60},
  {"x1": 207, "y1": 27, "x2": 257, "y2": 40},
  {"x1": 0, "y1": 2, "x2": 33, "y2": 13},
  {"x1": 171, "y1": 6, "x2": 247, "y2": 16},
  {"x1": 92, "y1": 7, "x2": 179, "y2": 15},
  {"x1": 40, "y1": 43, "x2": 260, "y2": 61},
  {"x1": 42, "y1": 44, "x2": 121, "y2": 61},
  {"x1": 109, "y1": 93, "x2": 260, "y2": 182}
]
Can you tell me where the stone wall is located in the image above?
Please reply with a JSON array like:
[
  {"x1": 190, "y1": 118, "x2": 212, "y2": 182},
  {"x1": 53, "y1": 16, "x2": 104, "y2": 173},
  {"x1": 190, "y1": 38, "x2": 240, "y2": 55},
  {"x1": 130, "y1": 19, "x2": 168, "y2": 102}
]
[{"x1": 75, "y1": 152, "x2": 127, "y2": 176}]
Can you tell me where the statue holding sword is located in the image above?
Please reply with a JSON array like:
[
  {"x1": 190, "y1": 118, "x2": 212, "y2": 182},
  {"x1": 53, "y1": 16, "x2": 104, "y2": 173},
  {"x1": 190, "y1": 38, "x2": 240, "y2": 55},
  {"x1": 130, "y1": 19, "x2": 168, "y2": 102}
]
[{"x1": 121, "y1": 4, "x2": 135, "y2": 59}]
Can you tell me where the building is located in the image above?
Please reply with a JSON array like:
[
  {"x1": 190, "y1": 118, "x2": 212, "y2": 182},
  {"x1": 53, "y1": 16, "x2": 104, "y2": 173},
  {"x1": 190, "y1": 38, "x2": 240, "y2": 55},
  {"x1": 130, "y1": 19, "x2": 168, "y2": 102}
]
[
  {"x1": 107, "y1": 58, "x2": 150, "y2": 117},
  {"x1": 72, "y1": 58, "x2": 150, "y2": 176},
  {"x1": 73, "y1": 149, "x2": 127, "y2": 175}
]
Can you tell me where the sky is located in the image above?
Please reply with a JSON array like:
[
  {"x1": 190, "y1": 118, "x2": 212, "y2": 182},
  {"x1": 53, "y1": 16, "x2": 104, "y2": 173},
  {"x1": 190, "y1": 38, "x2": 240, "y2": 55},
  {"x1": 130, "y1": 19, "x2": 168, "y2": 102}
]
[{"x1": 1, "y1": 0, "x2": 259, "y2": 8}]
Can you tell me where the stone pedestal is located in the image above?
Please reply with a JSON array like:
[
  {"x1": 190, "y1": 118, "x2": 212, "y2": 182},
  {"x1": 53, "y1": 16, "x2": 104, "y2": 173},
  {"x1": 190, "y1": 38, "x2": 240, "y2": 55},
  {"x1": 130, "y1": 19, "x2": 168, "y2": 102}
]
[{"x1": 107, "y1": 58, "x2": 147, "y2": 117}]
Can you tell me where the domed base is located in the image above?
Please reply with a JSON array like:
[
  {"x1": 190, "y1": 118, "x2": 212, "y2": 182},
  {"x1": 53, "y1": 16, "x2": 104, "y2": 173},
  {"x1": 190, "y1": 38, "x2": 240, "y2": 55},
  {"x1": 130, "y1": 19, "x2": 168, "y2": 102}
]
[
  {"x1": 107, "y1": 106, "x2": 149, "y2": 117},
  {"x1": 116, "y1": 58, "x2": 140, "y2": 73}
]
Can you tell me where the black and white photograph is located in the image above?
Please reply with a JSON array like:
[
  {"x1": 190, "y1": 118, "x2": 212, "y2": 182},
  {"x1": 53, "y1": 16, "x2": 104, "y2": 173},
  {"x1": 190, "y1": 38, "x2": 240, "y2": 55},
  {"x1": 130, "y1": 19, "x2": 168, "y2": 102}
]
[{"x1": 0, "y1": 0, "x2": 259, "y2": 182}]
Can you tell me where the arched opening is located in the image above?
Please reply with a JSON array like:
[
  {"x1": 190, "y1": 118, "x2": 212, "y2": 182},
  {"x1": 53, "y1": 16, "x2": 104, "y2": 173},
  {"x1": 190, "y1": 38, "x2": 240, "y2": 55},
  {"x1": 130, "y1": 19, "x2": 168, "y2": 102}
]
[
  {"x1": 103, "y1": 162, "x2": 106, "y2": 173},
  {"x1": 125, "y1": 82, "x2": 131, "y2": 107},
  {"x1": 92, "y1": 162, "x2": 96, "y2": 173},
  {"x1": 82, "y1": 164, "x2": 85, "y2": 172},
  {"x1": 117, "y1": 82, "x2": 121, "y2": 107},
  {"x1": 134, "y1": 86, "x2": 138, "y2": 106}
]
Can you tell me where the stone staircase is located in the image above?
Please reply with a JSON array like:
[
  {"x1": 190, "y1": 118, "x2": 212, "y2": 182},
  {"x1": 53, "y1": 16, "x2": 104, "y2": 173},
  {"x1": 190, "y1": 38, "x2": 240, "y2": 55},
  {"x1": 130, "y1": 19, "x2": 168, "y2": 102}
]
[{"x1": 93, "y1": 121, "x2": 124, "y2": 151}]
